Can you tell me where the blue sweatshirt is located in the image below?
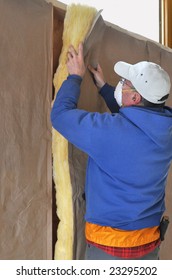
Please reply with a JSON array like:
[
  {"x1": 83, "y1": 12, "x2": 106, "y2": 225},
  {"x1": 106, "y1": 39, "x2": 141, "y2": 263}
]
[{"x1": 51, "y1": 75, "x2": 172, "y2": 230}]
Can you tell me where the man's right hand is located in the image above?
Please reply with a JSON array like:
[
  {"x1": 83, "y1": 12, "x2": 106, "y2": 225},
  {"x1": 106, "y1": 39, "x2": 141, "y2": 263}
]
[
  {"x1": 67, "y1": 43, "x2": 86, "y2": 78},
  {"x1": 88, "y1": 64, "x2": 106, "y2": 89}
]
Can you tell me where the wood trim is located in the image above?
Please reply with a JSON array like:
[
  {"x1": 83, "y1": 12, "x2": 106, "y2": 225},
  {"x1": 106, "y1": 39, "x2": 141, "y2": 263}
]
[
  {"x1": 160, "y1": 0, "x2": 172, "y2": 47},
  {"x1": 46, "y1": 0, "x2": 67, "y2": 11}
]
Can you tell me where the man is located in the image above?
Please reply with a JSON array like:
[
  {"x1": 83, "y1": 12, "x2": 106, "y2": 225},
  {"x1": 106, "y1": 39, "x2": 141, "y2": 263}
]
[{"x1": 51, "y1": 43, "x2": 172, "y2": 260}]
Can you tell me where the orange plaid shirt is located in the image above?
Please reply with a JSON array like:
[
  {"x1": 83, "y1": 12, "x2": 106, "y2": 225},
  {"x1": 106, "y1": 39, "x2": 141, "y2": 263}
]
[{"x1": 86, "y1": 222, "x2": 160, "y2": 258}]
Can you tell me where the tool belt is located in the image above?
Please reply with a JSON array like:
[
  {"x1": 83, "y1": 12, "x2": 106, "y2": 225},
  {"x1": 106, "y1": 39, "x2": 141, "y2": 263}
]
[{"x1": 160, "y1": 216, "x2": 170, "y2": 241}]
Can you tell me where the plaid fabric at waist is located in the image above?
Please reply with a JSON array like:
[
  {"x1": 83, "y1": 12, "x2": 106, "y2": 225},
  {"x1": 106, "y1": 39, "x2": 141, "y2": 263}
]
[{"x1": 86, "y1": 239, "x2": 161, "y2": 259}]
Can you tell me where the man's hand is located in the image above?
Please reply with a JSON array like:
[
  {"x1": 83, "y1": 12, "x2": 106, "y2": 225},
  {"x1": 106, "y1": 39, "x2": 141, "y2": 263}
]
[
  {"x1": 67, "y1": 43, "x2": 86, "y2": 78},
  {"x1": 88, "y1": 64, "x2": 106, "y2": 89}
]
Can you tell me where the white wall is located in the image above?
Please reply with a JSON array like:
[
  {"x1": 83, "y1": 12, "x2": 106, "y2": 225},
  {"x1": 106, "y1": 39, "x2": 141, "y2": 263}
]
[{"x1": 58, "y1": 0, "x2": 159, "y2": 42}]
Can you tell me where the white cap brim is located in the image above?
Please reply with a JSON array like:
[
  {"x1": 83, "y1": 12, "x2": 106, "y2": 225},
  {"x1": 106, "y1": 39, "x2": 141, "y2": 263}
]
[{"x1": 114, "y1": 61, "x2": 131, "y2": 80}]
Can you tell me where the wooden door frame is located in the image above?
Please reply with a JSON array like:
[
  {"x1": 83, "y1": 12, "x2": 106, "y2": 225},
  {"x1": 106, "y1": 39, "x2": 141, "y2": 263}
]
[{"x1": 160, "y1": 0, "x2": 172, "y2": 47}]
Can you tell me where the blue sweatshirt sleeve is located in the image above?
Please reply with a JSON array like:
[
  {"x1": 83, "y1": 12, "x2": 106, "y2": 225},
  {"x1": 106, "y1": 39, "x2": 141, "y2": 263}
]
[
  {"x1": 99, "y1": 83, "x2": 119, "y2": 113},
  {"x1": 51, "y1": 74, "x2": 92, "y2": 154},
  {"x1": 51, "y1": 75, "x2": 118, "y2": 158}
]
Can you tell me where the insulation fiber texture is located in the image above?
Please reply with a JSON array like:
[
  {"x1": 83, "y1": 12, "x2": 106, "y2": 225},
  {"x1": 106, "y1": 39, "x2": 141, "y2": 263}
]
[{"x1": 52, "y1": 4, "x2": 97, "y2": 260}]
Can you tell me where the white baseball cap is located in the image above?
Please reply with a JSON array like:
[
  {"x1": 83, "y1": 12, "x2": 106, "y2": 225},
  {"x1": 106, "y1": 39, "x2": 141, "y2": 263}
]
[{"x1": 114, "y1": 61, "x2": 171, "y2": 104}]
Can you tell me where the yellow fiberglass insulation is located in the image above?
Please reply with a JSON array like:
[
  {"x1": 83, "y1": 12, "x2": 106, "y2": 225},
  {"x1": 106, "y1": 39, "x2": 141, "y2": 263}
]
[{"x1": 52, "y1": 4, "x2": 97, "y2": 260}]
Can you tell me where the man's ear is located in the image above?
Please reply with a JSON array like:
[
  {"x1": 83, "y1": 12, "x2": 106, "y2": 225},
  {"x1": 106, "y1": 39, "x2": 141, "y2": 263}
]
[{"x1": 132, "y1": 92, "x2": 142, "y2": 104}]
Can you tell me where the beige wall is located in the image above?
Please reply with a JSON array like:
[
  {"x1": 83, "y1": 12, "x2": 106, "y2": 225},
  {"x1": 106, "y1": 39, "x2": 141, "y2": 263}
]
[{"x1": 0, "y1": 0, "x2": 53, "y2": 259}]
